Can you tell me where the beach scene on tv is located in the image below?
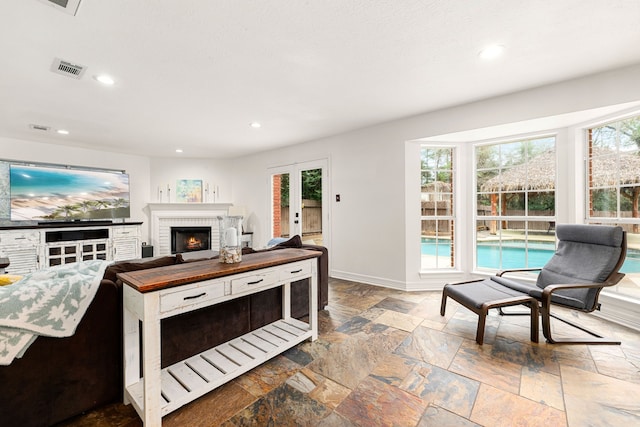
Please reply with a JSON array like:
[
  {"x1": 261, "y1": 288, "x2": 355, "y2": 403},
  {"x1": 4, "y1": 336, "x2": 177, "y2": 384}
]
[{"x1": 9, "y1": 165, "x2": 131, "y2": 221}]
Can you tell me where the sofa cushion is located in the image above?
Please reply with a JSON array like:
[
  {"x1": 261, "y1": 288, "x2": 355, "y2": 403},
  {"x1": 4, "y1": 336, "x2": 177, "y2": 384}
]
[
  {"x1": 103, "y1": 255, "x2": 177, "y2": 282},
  {"x1": 177, "y1": 247, "x2": 257, "y2": 263},
  {"x1": 272, "y1": 235, "x2": 302, "y2": 249},
  {"x1": 176, "y1": 250, "x2": 218, "y2": 263}
]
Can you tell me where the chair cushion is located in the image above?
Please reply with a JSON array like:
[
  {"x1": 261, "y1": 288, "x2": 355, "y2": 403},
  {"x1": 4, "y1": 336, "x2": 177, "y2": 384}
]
[
  {"x1": 491, "y1": 276, "x2": 537, "y2": 294},
  {"x1": 445, "y1": 279, "x2": 529, "y2": 309},
  {"x1": 555, "y1": 224, "x2": 623, "y2": 248},
  {"x1": 536, "y1": 224, "x2": 623, "y2": 310},
  {"x1": 528, "y1": 287, "x2": 588, "y2": 309}
]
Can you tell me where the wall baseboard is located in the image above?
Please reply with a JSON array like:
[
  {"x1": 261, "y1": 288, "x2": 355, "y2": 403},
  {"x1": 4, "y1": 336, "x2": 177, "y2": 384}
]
[
  {"x1": 329, "y1": 270, "x2": 406, "y2": 291},
  {"x1": 594, "y1": 293, "x2": 640, "y2": 332}
]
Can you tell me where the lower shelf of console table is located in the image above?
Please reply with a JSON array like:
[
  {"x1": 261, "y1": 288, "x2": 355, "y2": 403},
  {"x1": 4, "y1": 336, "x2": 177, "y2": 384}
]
[
  {"x1": 118, "y1": 248, "x2": 321, "y2": 426},
  {"x1": 125, "y1": 317, "x2": 312, "y2": 418}
]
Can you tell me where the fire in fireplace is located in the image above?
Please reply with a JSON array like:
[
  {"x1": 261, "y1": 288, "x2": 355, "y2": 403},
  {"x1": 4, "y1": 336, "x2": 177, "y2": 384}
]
[{"x1": 170, "y1": 227, "x2": 211, "y2": 254}]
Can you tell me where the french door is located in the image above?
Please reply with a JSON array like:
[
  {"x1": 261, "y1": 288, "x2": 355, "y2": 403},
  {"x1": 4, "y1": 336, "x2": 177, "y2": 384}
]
[{"x1": 269, "y1": 159, "x2": 328, "y2": 248}]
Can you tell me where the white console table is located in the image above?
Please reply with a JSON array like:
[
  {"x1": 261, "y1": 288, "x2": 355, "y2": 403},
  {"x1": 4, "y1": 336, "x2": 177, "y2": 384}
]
[{"x1": 119, "y1": 248, "x2": 320, "y2": 426}]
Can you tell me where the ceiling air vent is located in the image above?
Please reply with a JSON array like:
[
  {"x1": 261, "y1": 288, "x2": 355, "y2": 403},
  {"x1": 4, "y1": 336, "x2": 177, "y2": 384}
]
[
  {"x1": 38, "y1": 0, "x2": 82, "y2": 16},
  {"x1": 51, "y1": 58, "x2": 87, "y2": 79},
  {"x1": 29, "y1": 124, "x2": 52, "y2": 132}
]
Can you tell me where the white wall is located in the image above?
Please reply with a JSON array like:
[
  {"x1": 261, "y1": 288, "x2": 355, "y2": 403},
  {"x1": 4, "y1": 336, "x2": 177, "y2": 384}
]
[
  {"x1": 231, "y1": 63, "x2": 640, "y2": 289},
  {"x1": 149, "y1": 157, "x2": 236, "y2": 204},
  {"x1": 0, "y1": 137, "x2": 151, "y2": 239}
]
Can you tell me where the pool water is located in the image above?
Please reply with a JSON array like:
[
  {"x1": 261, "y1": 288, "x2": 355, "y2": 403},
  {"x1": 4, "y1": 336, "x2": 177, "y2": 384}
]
[{"x1": 422, "y1": 238, "x2": 640, "y2": 272}]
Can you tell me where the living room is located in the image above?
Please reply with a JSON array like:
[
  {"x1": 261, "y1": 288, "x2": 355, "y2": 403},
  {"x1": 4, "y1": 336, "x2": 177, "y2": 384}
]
[{"x1": 2, "y1": 1, "x2": 640, "y2": 426}]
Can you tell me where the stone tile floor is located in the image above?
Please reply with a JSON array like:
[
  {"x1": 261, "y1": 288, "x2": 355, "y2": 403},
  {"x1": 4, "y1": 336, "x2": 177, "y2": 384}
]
[{"x1": 60, "y1": 279, "x2": 640, "y2": 426}]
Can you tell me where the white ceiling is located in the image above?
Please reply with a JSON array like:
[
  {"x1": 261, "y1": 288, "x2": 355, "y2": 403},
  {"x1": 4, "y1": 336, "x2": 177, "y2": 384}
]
[{"x1": 1, "y1": 1, "x2": 640, "y2": 159}]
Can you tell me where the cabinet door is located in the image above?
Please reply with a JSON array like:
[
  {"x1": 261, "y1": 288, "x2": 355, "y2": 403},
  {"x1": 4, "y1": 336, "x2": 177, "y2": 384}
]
[
  {"x1": 46, "y1": 243, "x2": 80, "y2": 267},
  {"x1": 0, "y1": 231, "x2": 41, "y2": 274},
  {"x1": 81, "y1": 240, "x2": 109, "y2": 261},
  {"x1": 113, "y1": 237, "x2": 140, "y2": 261},
  {"x1": 112, "y1": 225, "x2": 141, "y2": 261},
  {"x1": 2, "y1": 246, "x2": 39, "y2": 274}
]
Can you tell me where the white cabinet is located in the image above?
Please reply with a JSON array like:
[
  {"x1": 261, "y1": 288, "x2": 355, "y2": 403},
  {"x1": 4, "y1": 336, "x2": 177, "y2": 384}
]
[
  {"x1": 0, "y1": 223, "x2": 142, "y2": 273},
  {"x1": 0, "y1": 230, "x2": 40, "y2": 274},
  {"x1": 112, "y1": 225, "x2": 141, "y2": 261}
]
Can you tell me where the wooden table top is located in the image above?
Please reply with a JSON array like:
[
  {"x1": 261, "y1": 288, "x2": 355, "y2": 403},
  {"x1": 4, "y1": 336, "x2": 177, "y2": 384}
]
[{"x1": 118, "y1": 248, "x2": 322, "y2": 293}]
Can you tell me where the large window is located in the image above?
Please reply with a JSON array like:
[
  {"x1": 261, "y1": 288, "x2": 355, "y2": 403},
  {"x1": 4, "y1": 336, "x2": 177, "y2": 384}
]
[
  {"x1": 420, "y1": 146, "x2": 455, "y2": 269},
  {"x1": 587, "y1": 115, "x2": 640, "y2": 300},
  {"x1": 475, "y1": 136, "x2": 556, "y2": 271}
]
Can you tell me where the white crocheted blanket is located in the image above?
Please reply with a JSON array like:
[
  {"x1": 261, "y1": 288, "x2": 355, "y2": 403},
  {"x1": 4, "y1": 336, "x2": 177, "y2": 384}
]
[{"x1": 0, "y1": 260, "x2": 109, "y2": 365}]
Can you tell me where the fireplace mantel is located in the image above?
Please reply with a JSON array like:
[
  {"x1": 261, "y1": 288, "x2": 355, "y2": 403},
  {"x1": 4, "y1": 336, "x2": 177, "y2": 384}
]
[
  {"x1": 146, "y1": 203, "x2": 233, "y2": 213},
  {"x1": 146, "y1": 203, "x2": 233, "y2": 255}
]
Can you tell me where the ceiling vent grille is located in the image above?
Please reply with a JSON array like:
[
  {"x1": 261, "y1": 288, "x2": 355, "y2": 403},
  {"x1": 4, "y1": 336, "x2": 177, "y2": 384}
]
[
  {"x1": 51, "y1": 58, "x2": 87, "y2": 79},
  {"x1": 38, "y1": 0, "x2": 82, "y2": 16},
  {"x1": 29, "y1": 124, "x2": 52, "y2": 132}
]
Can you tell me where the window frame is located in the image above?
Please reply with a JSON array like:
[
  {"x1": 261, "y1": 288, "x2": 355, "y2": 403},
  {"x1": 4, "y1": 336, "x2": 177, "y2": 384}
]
[
  {"x1": 473, "y1": 134, "x2": 558, "y2": 272},
  {"x1": 584, "y1": 114, "x2": 640, "y2": 302},
  {"x1": 420, "y1": 144, "x2": 457, "y2": 270}
]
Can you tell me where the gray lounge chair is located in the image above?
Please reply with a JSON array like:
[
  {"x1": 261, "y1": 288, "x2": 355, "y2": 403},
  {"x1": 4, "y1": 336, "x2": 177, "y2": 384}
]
[{"x1": 440, "y1": 224, "x2": 627, "y2": 345}]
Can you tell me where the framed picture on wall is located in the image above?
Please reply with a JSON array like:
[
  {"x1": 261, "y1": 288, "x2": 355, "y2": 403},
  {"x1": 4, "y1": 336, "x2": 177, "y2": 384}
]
[{"x1": 176, "y1": 179, "x2": 203, "y2": 203}]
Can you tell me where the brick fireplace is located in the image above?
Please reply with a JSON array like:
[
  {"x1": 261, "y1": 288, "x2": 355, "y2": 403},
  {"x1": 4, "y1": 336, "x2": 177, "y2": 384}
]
[{"x1": 146, "y1": 203, "x2": 232, "y2": 256}]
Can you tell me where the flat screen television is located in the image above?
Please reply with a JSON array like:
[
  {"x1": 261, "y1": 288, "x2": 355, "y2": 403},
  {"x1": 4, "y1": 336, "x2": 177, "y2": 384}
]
[{"x1": 9, "y1": 164, "x2": 130, "y2": 222}]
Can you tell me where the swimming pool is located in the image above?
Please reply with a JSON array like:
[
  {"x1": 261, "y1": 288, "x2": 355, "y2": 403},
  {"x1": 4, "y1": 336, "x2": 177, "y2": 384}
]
[{"x1": 421, "y1": 238, "x2": 640, "y2": 272}]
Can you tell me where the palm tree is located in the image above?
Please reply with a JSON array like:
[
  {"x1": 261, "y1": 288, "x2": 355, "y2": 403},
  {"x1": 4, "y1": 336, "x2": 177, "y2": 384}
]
[
  {"x1": 76, "y1": 200, "x2": 97, "y2": 213},
  {"x1": 53, "y1": 204, "x2": 80, "y2": 219},
  {"x1": 110, "y1": 198, "x2": 129, "y2": 208}
]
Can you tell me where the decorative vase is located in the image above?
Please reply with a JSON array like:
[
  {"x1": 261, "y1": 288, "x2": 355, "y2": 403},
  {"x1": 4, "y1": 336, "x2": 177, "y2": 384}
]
[{"x1": 217, "y1": 216, "x2": 243, "y2": 263}]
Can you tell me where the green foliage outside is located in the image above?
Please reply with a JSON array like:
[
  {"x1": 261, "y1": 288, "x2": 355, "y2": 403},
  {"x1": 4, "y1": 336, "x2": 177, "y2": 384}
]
[{"x1": 279, "y1": 169, "x2": 322, "y2": 207}]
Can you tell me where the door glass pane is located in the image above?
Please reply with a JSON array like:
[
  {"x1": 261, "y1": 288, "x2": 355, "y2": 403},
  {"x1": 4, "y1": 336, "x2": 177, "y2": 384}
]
[
  {"x1": 271, "y1": 173, "x2": 289, "y2": 239},
  {"x1": 300, "y1": 168, "x2": 322, "y2": 245}
]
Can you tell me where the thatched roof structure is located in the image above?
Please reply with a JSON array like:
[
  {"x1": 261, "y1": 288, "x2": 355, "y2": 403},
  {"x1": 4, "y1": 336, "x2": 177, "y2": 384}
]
[
  {"x1": 480, "y1": 148, "x2": 640, "y2": 192},
  {"x1": 592, "y1": 149, "x2": 640, "y2": 186},
  {"x1": 421, "y1": 181, "x2": 452, "y2": 193}
]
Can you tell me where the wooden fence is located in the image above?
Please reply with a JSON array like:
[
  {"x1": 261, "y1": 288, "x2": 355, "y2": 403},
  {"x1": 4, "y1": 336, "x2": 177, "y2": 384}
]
[{"x1": 279, "y1": 200, "x2": 322, "y2": 236}]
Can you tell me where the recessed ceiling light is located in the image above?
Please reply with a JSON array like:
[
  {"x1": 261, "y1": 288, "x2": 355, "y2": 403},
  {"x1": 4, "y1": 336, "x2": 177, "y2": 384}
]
[
  {"x1": 56, "y1": 129, "x2": 69, "y2": 135},
  {"x1": 478, "y1": 44, "x2": 505, "y2": 60},
  {"x1": 94, "y1": 74, "x2": 115, "y2": 85},
  {"x1": 249, "y1": 122, "x2": 262, "y2": 129},
  {"x1": 175, "y1": 149, "x2": 183, "y2": 153}
]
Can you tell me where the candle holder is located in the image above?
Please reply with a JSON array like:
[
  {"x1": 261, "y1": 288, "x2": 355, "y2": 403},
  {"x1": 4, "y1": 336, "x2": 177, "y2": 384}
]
[{"x1": 217, "y1": 216, "x2": 243, "y2": 263}]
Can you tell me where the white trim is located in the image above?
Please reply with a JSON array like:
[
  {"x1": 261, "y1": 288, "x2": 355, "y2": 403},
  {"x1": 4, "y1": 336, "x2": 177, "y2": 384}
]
[
  {"x1": 266, "y1": 158, "x2": 330, "y2": 259},
  {"x1": 330, "y1": 270, "x2": 406, "y2": 291},
  {"x1": 595, "y1": 293, "x2": 640, "y2": 332}
]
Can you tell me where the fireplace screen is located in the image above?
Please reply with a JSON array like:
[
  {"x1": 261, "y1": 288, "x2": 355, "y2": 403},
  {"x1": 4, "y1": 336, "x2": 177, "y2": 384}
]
[{"x1": 171, "y1": 227, "x2": 211, "y2": 253}]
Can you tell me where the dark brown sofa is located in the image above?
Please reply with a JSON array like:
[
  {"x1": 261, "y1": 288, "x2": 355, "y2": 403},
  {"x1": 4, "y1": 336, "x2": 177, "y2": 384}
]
[{"x1": 0, "y1": 238, "x2": 327, "y2": 427}]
